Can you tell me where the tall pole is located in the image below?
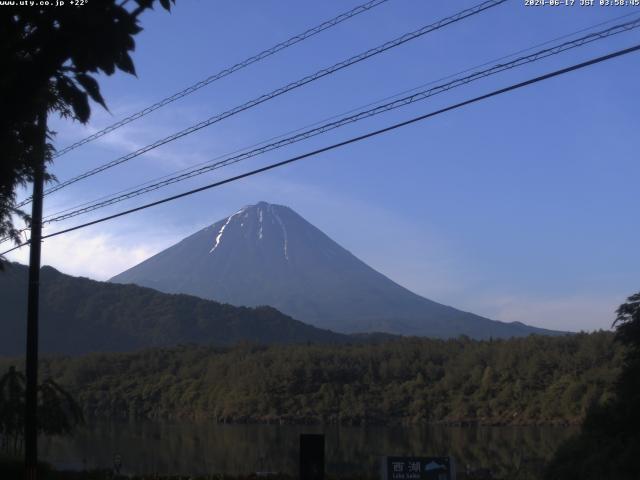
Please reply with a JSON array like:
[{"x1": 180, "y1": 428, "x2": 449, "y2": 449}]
[{"x1": 25, "y1": 110, "x2": 46, "y2": 480}]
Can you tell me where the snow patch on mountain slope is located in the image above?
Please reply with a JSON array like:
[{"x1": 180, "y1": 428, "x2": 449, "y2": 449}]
[
  {"x1": 269, "y1": 205, "x2": 289, "y2": 260},
  {"x1": 209, "y1": 208, "x2": 244, "y2": 253}
]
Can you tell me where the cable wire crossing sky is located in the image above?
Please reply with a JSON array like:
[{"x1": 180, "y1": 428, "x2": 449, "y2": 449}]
[
  {"x1": 36, "y1": 16, "x2": 640, "y2": 225},
  {"x1": 3, "y1": 39, "x2": 638, "y2": 254},
  {"x1": 52, "y1": 0, "x2": 392, "y2": 158},
  {"x1": 19, "y1": 0, "x2": 506, "y2": 206}
]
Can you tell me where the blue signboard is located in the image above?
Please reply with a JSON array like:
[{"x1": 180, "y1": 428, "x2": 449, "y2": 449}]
[{"x1": 383, "y1": 456, "x2": 455, "y2": 480}]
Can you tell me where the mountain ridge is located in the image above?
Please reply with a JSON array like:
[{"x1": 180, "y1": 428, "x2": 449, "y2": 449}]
[
  {"x1": 111, "y1": 201, "x2": 562, "y2": 339},
  {"x1": 0, "y1": 262, "x2": 352, "y2": 356}
]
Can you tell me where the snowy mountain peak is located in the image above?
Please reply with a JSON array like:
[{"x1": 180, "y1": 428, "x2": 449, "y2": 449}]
[
  {"x1": 110, "y1": 203, "x2": 561, "y2": 339},
  {"x1": 206, "y1": 202, "x2": 291, "y2": 259}
]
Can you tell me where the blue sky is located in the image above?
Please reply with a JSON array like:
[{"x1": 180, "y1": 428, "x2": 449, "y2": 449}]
[{"x1": 8, "y1": 0, "x2": 640, "y2": 331}]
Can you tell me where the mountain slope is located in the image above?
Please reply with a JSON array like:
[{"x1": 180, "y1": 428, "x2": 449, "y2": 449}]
[
  {"x1": 111, "y1": 202, "x2": 560, "y2": 339},
  {"x1": 0, "y1": 262, "x2": 349, "y2": 356}
]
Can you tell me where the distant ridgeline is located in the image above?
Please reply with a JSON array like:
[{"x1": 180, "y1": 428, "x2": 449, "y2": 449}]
[
  {"x1": 0, "y1": 262, "x2": 350, "y2": 355},
  {"x1": 0, "y1": 332, "x2": 622, "y2": 426},
  {"x1": 1, "y1": 260, "x2": 558, "y2": 356}
]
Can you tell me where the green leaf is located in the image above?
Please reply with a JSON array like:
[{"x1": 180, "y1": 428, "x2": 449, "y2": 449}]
[
  {"x1": 75, "y1": 73, "x2": 108, "y2": 111},
  {"x1": 56, "y1": 77, "x2": 90, "y2": 123},
  {"x1": 115, "y1": 52, "x2": 136, "y2": 76}
]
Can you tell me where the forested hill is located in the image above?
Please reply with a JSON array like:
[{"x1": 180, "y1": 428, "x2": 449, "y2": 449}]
[
  {"x1": 2, "y1": 332, "x2": 621, "y2": 426},
  {"x1": 0, "y1": 262, "x2": 349, "y2": 355}
]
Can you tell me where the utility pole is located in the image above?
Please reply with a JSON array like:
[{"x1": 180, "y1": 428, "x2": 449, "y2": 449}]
[{"x1": 25, "y1": 109, "x2": 47, "y2": 480}]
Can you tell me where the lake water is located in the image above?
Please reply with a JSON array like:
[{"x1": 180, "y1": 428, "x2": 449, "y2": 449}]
[{"x1": 40, "y1": 422, "x2": 577, "y2": 477}]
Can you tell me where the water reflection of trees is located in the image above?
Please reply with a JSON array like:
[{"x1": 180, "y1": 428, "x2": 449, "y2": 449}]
[{"x1": 40, "y1": 422, "x2": 576, "y2": 477}]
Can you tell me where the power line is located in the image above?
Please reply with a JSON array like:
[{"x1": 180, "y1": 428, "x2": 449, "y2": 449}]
[
  {"x1": 4, "y1": 42, "x2": 639, "y2": 257},
  {"x1": 40, "y1": 17, "x2": 640, "y2": 224},
  {"x1": 17, "y1": 0, "x2": 506, "y2": 208},
  {"x1": 6, "y1": 13, "x2": 640, "y2": 244},
  {"x1": 52, "y1": 0, "x2": 393, "y2": 159},
  {"x1": 39, "y1": 11, "x2": 640, "y2": 224}
]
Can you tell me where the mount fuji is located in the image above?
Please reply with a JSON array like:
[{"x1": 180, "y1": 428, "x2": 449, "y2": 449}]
[{"x1": 110, "y1": 202, "x2": 559, "y2": 339}]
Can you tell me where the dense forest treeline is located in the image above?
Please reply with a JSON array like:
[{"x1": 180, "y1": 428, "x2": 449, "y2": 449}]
[{"x1": 0, "y1": 332, "x2": 621, "y2": 426}]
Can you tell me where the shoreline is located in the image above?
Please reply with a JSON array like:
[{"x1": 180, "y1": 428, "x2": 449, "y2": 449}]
[{"x1": 79, "y1": 414, "x2": 584, "y2": 428}]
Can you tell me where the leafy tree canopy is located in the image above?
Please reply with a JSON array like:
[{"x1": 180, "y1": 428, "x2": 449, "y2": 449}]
[
  {"x1": 546, "y1": 292, "x2": 640, "y2": 480},
  {"x1": 0, "y1": 0, "x2": 176, "y2": 249},
  {"x1": 0, "y1": 331, "x2": 620, "y2": 427},
  {"x1": 0, "y1": 366, "x2": 83, "y2": 456}
]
